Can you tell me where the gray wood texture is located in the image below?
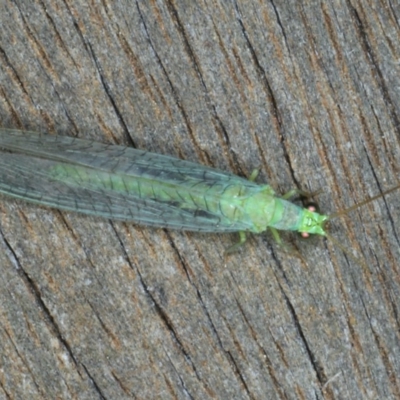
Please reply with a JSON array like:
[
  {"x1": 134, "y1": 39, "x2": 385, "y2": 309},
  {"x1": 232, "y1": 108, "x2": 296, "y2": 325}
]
[{"x1": 0, "y1": 1, "x2": 399, "y2": 399}]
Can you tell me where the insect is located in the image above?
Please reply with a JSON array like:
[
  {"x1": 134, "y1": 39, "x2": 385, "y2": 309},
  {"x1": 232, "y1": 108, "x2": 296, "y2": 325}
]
[{"x1": 0, "y1": 128, "x2": 397, "y2": 254}]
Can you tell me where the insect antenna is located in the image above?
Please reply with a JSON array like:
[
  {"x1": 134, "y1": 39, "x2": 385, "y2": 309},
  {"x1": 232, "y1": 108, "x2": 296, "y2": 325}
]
[
  {"x1": 324, "y1": 231, "x2": 368, "y2": 269},
  {"x1": 323, "y1": 183, "x2": 400, "y2": 269},
  {"x1": 328, "y1": 183, "x2": 400, "y2": 220}
]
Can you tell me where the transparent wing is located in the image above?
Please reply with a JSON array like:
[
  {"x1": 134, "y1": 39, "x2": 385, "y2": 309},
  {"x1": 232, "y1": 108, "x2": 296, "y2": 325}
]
[
  {"x1": 0, "y1": 129, "x2": 253, "y2": 188},
  {"x1": 0, "y1": 130, "x2": 262, "y2": 232}
]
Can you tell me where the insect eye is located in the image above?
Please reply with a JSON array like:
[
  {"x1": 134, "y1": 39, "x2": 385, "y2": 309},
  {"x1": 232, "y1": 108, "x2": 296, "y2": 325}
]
[{"x1": 304, "y1": 201, "x2": 319, "y2": 213}]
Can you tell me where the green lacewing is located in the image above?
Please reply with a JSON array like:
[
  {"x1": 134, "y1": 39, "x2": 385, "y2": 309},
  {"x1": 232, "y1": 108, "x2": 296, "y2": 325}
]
[{"x1": 0, "y1": 128, "x2": 397, "y2": 252}]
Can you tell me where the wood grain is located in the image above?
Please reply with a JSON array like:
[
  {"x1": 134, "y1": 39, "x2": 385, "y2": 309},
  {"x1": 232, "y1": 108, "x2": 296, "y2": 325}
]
[{"x1": 0, "y1": 1, "x2": 399, "y2": 399}]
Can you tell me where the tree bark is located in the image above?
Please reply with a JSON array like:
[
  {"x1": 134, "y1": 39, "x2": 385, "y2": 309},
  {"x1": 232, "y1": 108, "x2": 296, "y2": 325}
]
[{"x1": 0, "y1": 1, "x2": 399, "y2": 399}]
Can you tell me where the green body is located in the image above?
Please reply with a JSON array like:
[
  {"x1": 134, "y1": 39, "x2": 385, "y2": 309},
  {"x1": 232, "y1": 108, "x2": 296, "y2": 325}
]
[{"x1": 0, "y1": 129, "x2": 328, "y2": 237}]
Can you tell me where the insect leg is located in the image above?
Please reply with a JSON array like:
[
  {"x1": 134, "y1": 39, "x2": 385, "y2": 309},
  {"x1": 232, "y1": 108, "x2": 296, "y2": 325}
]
[
  {"x1": 249, "y1": 168, "x2": 260, "y2": 182},
  {"x1": 270, "y1": 227, "x2": 307, "y2": 262},
  {"x1": 269, "y1": 227, "x2": 282, "y2": 244},
  {"x1": 224, "y1": 231, "x2": 247, "y2": 255}
]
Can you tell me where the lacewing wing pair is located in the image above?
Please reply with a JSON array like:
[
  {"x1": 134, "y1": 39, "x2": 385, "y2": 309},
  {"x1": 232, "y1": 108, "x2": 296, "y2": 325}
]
[{"x1": 0, "y1": 128, "x2": 397, "y2": 257}]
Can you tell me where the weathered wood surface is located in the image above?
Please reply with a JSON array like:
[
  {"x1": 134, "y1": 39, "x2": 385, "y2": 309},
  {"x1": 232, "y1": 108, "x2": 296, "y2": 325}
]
[{"x1": 0, "y1": 1, "x2": 399, "y2": 399}]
